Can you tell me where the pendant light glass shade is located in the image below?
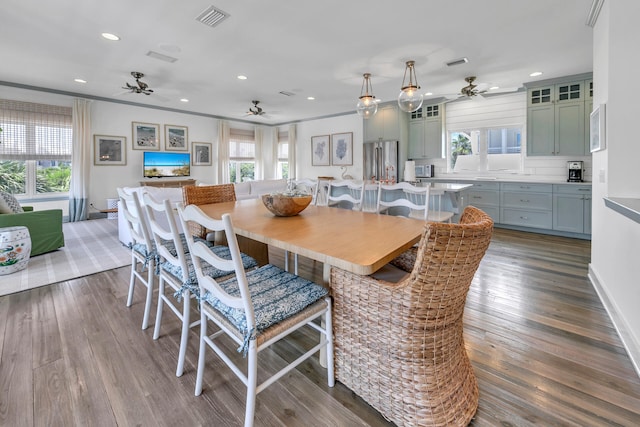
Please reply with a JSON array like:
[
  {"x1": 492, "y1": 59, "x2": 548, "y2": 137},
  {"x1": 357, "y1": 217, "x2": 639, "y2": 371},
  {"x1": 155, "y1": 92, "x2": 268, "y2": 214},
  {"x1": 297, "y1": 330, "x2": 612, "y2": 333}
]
[
  {"x1": 397, "y1": 60, "x2": 424, "y2": 113},
  {"x1": 356, "y1": 73, "x2": 378, "y2": 119}
]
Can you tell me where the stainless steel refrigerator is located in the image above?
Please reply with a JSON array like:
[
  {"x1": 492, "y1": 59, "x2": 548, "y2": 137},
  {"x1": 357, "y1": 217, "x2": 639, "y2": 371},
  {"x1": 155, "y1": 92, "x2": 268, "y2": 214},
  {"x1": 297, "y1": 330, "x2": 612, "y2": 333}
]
[{"x1": 363, "y1": 140, "x2": 398, "y2": 182}]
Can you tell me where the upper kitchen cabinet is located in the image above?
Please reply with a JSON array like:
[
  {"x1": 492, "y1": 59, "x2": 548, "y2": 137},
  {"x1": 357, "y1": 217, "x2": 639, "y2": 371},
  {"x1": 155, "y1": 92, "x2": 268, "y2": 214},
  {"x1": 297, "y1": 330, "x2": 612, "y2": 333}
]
[
  {"x1": 408, "y1": 103, "x2": 444, "y2": 159},
  {"x1": 525, "y1": 73, "x2": 592, "y2": 156},
  {"x1": 364, "y1": 104, "x2": 403, "y2": 142}
]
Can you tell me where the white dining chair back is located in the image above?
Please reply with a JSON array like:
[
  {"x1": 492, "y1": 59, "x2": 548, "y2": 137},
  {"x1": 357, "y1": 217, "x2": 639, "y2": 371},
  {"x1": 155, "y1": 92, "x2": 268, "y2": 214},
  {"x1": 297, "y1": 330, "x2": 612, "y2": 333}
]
[
  {"x1": 327, "y1": 180, "x2": 365, "y2": 211},
  {"x1": 143, "y1": 193, "x2": 258, "y2": 378},
  {"x1": 361, "y1": 182, "x2": 381, "y2": 213},
  {"x1": 117, "y1": 187, "x2": 156, "y2": 330},
  {"x1": 292, "y1": 178, "x2": 319, "y2": 204},
  {"x1": 377, "y1": 181, "x2": 430, "y2": 220},
  {"x1": 178, "y1": 204, "x2": 334, "y2": 427}
]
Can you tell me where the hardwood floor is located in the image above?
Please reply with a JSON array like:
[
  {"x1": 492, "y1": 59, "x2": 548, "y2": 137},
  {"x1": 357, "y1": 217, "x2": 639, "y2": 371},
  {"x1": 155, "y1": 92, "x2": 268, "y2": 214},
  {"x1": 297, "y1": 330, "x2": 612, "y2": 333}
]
[{"x1": 1, "y1": 228, "x2": 640, "y2": 426}]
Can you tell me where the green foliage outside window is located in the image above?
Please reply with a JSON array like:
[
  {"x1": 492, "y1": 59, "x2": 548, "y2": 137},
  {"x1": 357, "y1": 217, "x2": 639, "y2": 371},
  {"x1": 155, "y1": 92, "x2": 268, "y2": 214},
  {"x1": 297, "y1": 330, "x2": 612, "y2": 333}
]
[
  {"x1": 0, "y1": 161, "x2": 26, "y2": 193},
  {"x1": 450, "y1": 133, "x2": 473, "y2": 169}
]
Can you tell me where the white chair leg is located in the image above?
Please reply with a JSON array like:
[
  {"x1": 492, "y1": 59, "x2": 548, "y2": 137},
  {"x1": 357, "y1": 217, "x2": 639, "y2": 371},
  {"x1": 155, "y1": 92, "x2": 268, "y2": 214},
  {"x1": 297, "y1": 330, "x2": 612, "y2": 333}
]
[
  {"x1": 141, "y1": 264, "x2": 154, "y2": 330},
  {"x1": 244, "y1": 347, "x2": 258, "y2": 427},
  {"x1": 325, "y1": 297, "x2": 335, "y2": 387},
  {"x1": 176, "y1": 291, "x2": 190, "y2": 377},
  {"x1": 153, "y1": 278, "x2": 165, "y2": 340},
  {"x1": 195, "y1": 310, "x2": 207, "y2": 396},
  {"x1": 126, "y1": 255, "x2": 136, "y2": 307}
]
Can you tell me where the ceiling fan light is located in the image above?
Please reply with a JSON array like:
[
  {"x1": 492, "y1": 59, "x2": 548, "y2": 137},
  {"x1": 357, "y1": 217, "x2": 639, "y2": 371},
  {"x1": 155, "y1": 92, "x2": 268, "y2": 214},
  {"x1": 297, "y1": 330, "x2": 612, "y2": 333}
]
[
  {"x1": 397, "y1": 61, "x2": 424, "y2": 113},
  {"x1": 357, "y1": 73, "x2": 378, "y2": 118}
]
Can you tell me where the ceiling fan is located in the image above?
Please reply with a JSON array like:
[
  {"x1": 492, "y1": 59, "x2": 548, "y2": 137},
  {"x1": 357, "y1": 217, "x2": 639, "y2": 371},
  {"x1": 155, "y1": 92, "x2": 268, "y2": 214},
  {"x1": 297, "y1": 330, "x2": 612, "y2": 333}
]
[
  {"x1": 460, "y1": 76, "x2": 486, "y2": 97},
  {"x1": 122, "y1": 71, "x2": 154, "y2": 95},
  {"x1": 246, "y1": 100, "x2": 266, "y2": 116}
]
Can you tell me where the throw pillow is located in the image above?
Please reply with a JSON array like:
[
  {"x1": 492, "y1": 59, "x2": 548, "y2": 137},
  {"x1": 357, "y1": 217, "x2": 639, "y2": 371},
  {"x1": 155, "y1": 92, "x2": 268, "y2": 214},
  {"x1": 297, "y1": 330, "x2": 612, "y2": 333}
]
[{"x1": 0, "y1": 192, "x2": 24, "y2": 214}]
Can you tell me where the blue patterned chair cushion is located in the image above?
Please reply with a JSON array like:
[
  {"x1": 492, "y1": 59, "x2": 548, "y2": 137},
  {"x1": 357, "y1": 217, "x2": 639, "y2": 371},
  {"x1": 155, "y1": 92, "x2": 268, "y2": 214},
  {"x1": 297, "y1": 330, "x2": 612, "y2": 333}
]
[
  {"x1": 160, "y1": 245, "x2": 258, "y2": 298},
  {"x1": 201, "y1": 264, "x2": 328, "y2": 353},
  {"x1": 131, "y1": 234, "x2": 213, "y2": 269}
]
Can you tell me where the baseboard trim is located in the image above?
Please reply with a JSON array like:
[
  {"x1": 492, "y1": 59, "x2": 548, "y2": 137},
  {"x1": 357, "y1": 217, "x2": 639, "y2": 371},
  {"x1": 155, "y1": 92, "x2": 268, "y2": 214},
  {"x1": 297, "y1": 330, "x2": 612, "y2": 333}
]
[{"x1": 588, "y1": 264, "x2": 640, "y2": 379}]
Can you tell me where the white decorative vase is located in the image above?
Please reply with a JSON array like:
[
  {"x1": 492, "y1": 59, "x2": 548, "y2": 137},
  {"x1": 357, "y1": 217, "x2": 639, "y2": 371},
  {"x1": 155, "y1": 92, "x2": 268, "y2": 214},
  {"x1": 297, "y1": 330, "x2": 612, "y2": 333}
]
[{"x1": 0, "y1": 226, "x2": 32, "y2": 275}]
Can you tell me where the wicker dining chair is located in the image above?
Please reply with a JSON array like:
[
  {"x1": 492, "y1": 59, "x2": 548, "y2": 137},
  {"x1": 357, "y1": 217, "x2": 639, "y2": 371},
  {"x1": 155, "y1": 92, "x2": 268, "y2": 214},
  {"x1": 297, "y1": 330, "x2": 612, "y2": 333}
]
[
  {"x1": 330, "y1": 205, "x2": 493, "y2": 427},
  {"x1": 182, "y1": 184, "x2": 236, "y2": 239}
]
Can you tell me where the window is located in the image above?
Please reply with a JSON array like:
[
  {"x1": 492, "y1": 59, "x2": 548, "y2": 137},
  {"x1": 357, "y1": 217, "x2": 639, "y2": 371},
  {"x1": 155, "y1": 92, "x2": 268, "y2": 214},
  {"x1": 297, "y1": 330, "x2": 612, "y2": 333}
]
[
  {"x1": 277, "y1": 131, "x2": 289, "y2": 180},
  {"x1": 448, "y1": 126, "x2": 522, "y2": 172},
  {"x1": 229, "y1": 129, "x2": 255, "y2": 183},
  {"x1": 0, "y1": 100, "x2": 72, "y2": 197}
]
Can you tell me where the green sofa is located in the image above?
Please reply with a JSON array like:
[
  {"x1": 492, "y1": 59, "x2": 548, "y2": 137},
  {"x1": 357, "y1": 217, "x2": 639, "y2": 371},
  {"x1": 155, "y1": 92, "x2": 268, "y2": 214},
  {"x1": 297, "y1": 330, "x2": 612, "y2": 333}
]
[{"x1": 0, "y1": 207, "x2": 64, "y2": 256}]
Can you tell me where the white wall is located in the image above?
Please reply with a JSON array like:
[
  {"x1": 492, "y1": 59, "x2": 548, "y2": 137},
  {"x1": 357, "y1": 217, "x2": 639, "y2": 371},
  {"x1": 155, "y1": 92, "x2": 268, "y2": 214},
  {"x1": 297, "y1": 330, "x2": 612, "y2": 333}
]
[
  {"x1": 294, "y1": 113, "x2": 364, "y2": 180},
  {"x1": 90, "y1": 101, "x2": 218, "y2": 209},
  {"x1": 590, "y1": 0, "x2": 640, "y2": 375}
]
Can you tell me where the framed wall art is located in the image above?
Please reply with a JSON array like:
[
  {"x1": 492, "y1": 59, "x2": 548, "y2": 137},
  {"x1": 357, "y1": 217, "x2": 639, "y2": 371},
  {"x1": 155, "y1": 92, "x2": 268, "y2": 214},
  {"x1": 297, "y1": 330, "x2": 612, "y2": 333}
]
[
  {"x1": 132, "y1": 122, "x2": 160, "y2": 150},
  {"x1": 94, "y1": 135, "x2": 126, "y2": 165},
  {"x1": 311, "y1": 135, "x2": 330, "y2": 166},
  {"x1": 590, "y1": 103, "x2": 606, "y2": 152},
  {"x1": 165, "y1": 124, "x2": 189, "y2": 151},
  {"x1": 192, "y1": 142, "x2": 212, "y2": 166},
  {"x1": 331, "y1": 132, "x2": 353, "y2": 166}
]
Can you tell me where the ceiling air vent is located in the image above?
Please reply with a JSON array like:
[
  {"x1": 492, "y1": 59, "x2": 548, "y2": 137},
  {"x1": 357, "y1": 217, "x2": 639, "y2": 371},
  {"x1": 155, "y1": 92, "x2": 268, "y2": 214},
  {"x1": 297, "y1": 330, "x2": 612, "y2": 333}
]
[
  {"x1": 446, "y1": 57, "x2": 469, "y2": 67},
  {"x1": 196, "y1": 5, "x2": 230, "y2": 28},
  {"x1": 146, "y1": 51, "x2": 178, "y2": 63}
]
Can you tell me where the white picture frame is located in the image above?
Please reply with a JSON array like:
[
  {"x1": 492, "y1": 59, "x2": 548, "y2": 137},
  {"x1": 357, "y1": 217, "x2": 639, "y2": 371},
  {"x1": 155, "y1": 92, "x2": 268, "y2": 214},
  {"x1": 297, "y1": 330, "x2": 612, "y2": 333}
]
[
  {"x1": 164, "y1": 124, "x2": 189, "y2": 151},
  {"x1": 192, "y1": 142, "x2": 212, "y2": 166},
  {"x1": 590, "y1": 103, "x2": 606, "y2": 152},
  {"x1": 311, "y1": 135, "x2": 330, "y2": 166},
  {"x1": 94, "y1": 135, "x2": 126, "y2": 165},
  {"x1": 331, "y1": 132, "x2": 353, "y2": 166},
  {"x1": 132, "y1": 122, "x2": 160, "y2": 150}
]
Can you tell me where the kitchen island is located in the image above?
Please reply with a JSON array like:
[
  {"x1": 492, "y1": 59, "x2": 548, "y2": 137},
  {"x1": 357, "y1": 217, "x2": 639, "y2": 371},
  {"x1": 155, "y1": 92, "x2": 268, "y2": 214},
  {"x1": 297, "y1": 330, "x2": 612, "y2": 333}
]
[{"x1": 419, "y1": 177, "x2": 592, "y2": 239}]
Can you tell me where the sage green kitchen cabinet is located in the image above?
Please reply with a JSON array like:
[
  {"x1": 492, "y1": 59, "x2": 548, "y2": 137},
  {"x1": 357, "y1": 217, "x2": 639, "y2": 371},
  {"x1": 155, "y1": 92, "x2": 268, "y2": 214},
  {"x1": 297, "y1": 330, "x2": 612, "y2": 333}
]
[
  {"x1": 408, "y1": 104, "x2": 443, "y2": 159},
  {"x1": 553, "y1": 184, "x2": 592, "y2": 234},
  {"x1": 500, "y1": 183, "x2": 553, "y2": 229},
  {"x1": 526, "y1": 77, "x2": 591, "y2": 156},
  {"x1": 364, "y1": 104, "x2": 401, "y2": 142},
  {"x1": 466, "y1": 181, "x2": 500, "y2": 222}
]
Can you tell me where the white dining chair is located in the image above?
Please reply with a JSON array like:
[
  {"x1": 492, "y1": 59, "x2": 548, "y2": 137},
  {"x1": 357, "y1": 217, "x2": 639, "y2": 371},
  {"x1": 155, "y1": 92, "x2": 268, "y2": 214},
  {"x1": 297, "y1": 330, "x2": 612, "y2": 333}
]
[
  {"x1": 178, "y1": 204, "x2": 334, "y2": 427},
  {"x1": 361, "y1": 182, "x2": 381, "y2": 213},
  {"x1": 327, "y1": 180, "x2": 365, "y2": 211},
  {"x1": 377, "y1": 181, "x2": 431, "y2": 220},
  {"x1": 143, "y1": 193, "x2": 258, "y2": 377},
  {"x1": 117, "y1": 187, "x2": 156, "y2": 330}
]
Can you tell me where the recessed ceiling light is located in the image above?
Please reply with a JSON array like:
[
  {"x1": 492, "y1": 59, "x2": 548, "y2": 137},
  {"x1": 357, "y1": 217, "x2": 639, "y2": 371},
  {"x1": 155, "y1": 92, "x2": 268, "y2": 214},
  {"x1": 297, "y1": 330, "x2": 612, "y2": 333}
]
[
  {"x1": 74, "y1": 78, "x2": 87, "y2": 84},
  {"x1": 180, "y1": 98, "x2": 189, "y2": 103},
  {"x1": 489, "y1": 86, "x2": 500, "y2": 91},
  {"x1": 424, "y1": 92, "x2": 433, "y2": 96},
  {"x1": 529, "y1": 71, "x2": 543, "y2": 77},
  {"x1": 101, "y1": 32, "x2": 120, "y2": 41},
  {"x1": 374, "y1": 99, "x2": 382, "y2": 103},
  {"x1": 237, "y1": 75, "x2": 247, "y2": 80},
  {"x1": 307, "y1": 96, "x2": 315, "y2": 100}
]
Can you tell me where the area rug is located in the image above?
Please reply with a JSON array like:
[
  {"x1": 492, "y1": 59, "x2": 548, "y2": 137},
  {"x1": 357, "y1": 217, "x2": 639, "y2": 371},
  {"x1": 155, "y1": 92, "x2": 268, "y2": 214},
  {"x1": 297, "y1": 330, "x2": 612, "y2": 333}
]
[{"x1": 0, "y1": 218, "x2": 131, "y2": 296}]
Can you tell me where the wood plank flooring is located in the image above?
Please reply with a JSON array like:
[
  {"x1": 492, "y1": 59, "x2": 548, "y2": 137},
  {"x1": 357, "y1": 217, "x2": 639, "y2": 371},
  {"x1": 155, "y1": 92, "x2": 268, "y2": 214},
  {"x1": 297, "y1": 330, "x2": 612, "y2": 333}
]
[{"x1": 1, "y1": 228, "x2": 640, "y2": 426}]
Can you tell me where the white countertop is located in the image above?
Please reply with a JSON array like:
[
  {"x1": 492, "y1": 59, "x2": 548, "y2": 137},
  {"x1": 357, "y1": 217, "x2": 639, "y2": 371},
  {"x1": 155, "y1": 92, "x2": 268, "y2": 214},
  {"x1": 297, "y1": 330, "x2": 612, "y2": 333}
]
[{"x1": 419, "y1": 177, "x2": 591, "y2": 186}]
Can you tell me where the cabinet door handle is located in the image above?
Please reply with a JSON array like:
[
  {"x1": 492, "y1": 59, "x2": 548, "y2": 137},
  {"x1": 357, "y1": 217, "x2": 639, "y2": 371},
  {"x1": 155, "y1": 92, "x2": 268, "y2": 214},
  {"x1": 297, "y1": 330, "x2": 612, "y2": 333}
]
[
  {"x1": 520, "y1": 199, "x2": 530, "y2": 203},
  {"x1": 520, "y1": 216, "x2": 529, "y2": 220},
  {"x1": 578, "y1": 188, "x2": 590, "y2": 192},
  {"x1": 472, "y1": 196, "x2": 482, "y2": 199}
]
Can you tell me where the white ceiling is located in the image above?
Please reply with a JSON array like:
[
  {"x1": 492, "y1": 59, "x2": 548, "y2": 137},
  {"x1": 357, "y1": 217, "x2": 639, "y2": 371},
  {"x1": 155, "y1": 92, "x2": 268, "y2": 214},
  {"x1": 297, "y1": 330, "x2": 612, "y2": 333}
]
[{"x1": 0, "y1": 0, "x2": 594, "y2": 125}]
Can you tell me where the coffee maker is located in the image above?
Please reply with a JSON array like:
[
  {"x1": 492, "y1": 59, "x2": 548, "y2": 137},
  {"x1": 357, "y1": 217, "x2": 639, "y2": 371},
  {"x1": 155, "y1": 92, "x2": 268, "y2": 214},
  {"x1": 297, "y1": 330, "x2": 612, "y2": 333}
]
[{"x1": 567, "y1": 161, "x2": 584, "y2": 182}]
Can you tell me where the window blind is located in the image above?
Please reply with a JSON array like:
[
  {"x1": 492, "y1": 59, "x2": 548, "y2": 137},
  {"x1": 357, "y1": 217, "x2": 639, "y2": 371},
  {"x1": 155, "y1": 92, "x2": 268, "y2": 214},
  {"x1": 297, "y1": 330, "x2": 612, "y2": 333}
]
[
  {"x1": 229, "y1": 128, "x2": 255, "y2": 159},
  {"x1": 0, "y1": 100, "x2": 73, "y2": 161}
]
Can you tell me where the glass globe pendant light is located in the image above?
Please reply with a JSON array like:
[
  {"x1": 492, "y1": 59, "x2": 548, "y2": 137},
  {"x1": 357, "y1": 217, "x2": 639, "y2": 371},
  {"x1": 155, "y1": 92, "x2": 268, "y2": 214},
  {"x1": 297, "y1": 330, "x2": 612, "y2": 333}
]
[
  {"x1": 356, "y1": 73, "x2": 378, "y2": 119},
  {"x1": 397, "y1": 60, "x2": 424, "y2": 113}
]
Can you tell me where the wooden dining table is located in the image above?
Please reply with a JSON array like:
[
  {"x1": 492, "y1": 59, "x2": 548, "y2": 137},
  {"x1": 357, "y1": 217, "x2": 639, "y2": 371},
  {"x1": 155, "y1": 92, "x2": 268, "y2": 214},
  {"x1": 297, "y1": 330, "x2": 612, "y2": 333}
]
[{"x1": 197, "y1": 198, "x2": 425, "y2": 282}]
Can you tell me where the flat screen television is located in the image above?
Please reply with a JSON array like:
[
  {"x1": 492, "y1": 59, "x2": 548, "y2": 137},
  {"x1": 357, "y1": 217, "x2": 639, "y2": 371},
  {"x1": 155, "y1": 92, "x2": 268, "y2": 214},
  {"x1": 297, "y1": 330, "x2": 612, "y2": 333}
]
[{"x1": 143, "y1": 151, "x2": 191, "y2": 178}]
